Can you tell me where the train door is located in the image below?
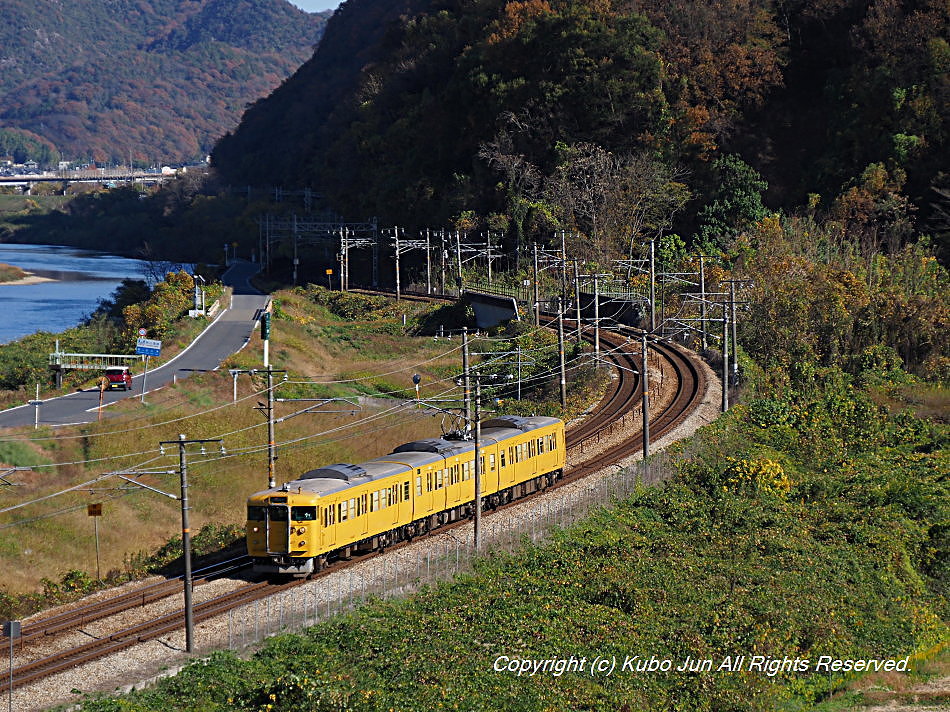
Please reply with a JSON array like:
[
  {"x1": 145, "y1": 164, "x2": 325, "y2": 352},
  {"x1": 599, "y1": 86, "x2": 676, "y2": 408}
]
[
  {"x1": 321, "y1": 501, "x2": 337, "y2": 549},
  {"x1": 265, "y1": 501, "x2": 290, "y2": 554}
]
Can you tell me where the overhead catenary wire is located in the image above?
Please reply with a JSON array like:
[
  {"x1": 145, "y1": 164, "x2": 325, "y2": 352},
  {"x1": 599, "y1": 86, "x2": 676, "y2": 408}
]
[{"x1": 0, "y1": 310, "x2": 620, "y2": 528}]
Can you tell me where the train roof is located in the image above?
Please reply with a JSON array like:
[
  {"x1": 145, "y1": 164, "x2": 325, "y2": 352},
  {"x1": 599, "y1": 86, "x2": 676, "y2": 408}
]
[
  {"x1": 271, "y1": 460, "x2": 412, "y2": 497},
  {"x1": 481, "y1": 415, "x2": 562, "y2": 431},
  {"x1": 246, "y1": 415, "x2": 563, "y2": 501},
  {"x1": 369, "y1": 450, "x2": 444, "y2": 468},
  {"x1": 392, "y1": 437, "x2": 459, "y2": 454}
]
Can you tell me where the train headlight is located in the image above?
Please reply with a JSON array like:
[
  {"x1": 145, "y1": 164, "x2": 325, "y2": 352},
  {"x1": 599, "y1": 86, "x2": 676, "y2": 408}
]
[
  {"x1": 252, "y1": 526, "x2": 259, "y2": 533},
  {"x1": 298, "y1": 540, "x2": 307, "y2": 548},
  {"x1": 296, "y1": 526, "x2": 306, "y2": 535}
]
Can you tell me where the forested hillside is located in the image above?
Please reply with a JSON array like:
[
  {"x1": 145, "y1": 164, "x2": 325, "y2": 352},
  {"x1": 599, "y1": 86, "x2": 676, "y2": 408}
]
[
  {"x1": 0, "y1": 0, "x2": 328, "y2": 165},
  {"x1": 212, "y1": 0, "x2": 948, "y2": 244}
]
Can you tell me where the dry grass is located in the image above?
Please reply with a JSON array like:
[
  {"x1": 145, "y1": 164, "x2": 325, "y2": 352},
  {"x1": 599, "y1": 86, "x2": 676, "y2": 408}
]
[
  {"x1": 870, "y1": 382, "x2": 950, "y2": 423},
  {"x1": 837, "y1": 646, "x2": 950, "y2": 711},
  {"x1": 0, "y1": 289, "x2": 463, "y2": 593}
]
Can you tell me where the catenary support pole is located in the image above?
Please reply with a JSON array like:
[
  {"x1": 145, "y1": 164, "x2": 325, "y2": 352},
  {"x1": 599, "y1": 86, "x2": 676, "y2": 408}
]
[{"x1": 557, "y1": 297, "x2": 567, "y2": 408}]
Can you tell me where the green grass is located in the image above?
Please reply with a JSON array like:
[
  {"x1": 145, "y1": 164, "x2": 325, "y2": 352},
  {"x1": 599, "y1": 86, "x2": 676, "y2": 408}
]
[{"x1": 65, "y1": 367, "x2": 949, "y2": 712}]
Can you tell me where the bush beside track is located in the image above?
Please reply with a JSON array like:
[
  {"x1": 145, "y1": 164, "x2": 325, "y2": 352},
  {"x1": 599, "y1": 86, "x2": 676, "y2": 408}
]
[{"x1": 69, "y1": 362, "x2": 948, "y2": 711}]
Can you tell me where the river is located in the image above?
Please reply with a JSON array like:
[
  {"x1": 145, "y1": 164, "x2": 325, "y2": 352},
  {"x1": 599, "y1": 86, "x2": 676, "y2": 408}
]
[{"x1": 0, "y1": 243, "x2": 149, "y2": 344}]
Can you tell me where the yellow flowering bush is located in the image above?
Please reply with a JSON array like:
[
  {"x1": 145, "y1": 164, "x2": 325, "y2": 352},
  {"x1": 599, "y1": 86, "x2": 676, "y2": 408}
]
[{"x1": 723, "y1": 457, "x2": 791, "y2": 496}]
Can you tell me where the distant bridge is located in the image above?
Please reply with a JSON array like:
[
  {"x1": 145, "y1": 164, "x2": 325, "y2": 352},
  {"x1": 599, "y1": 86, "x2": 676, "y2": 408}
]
[{"x1": 0, "y1": 169, "x2": 179, "y2": 193}]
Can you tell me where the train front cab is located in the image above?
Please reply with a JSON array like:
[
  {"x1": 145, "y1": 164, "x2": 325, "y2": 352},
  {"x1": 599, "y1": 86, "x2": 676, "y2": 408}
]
[{"x1": 247, "y1": 492, "x2": 322, "y2": 577}]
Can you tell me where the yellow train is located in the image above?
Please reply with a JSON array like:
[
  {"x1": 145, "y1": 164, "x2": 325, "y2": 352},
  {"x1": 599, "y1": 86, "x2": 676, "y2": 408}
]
[{"x1": 246, "y1": 415, "x2": 565, "y2": 576}]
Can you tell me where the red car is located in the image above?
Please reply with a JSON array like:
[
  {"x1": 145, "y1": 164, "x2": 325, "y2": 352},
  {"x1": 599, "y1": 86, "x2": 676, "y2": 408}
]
[{"x1": 104, "y1": 366, "x2": 133, "y2": 390}]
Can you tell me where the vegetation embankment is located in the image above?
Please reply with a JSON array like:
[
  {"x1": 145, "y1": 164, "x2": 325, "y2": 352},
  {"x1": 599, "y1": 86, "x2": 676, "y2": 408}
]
[
  {"x1": 0, "y1": 271, "x2": 226, "y2": 410},
  {"x1": 64, "y1": 337, "x2": 948, "y2": 712},
  {"x1": 0, "y1": 261, "x2": 27, "y2": 282},
  {"x1": 0, "y1": 286, "x2": 597, "y2": 613}
]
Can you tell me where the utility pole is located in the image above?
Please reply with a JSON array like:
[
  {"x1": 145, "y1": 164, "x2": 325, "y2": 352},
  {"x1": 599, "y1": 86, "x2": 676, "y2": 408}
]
[
  {"x1": 641, "y1": 333, "x2": 650, "y2": 460},
  {"x1": 559, "y1": 230, "x2": 568, "y2": 304},
  {"x1": 425, "y1": 228, "x2": 432, "y2": 295},
  {"x1": 267, "y1": 367, "x2": 276, "y2": 488},
  {"x1": 292, "y1": 215, "x2": 299, "y2": 287},
  {"x1": 393, "y1": 227, "x2": 401, "y2": 301},
  {"x1": 699, "y1": 255, "x2": 708, "y2": 351},
  {"x1": 160, "y1": 434, "x2": 222, "y2": 654},
  {"x1": 462, "y1": 327, "x2": 471, "y2": 428},
  {"x1": 455, "y1": 231, "x2": 463, "y2": 295},
  {"x1": 729, "y1": 279, "x2": 739, "y2": 387},
  {"x1": 439, "y1": 229, "x2": 446, "y2": 296},
  {"x1": 593, "y1": 276, "x2": 600, "y2": 361},
  {"x1": 649, "y1": 238, "x2": 656, "y2": 332},
  {"x1": 557, "y1": 297, "x2": 567, "y2": 408},
  {"x1": 573, "y1": 260, "x2": 582, "y2": 344},
  {"x1": 473, "y1": 379, "x2": 482, "y2": 551},
  {"x1": 516, "y1": 345, "x2": 522, "y2": 400},
  {"x1": 722, "y1": 313, "x2": 729, "y2": 412},
  {"x1": 533, "y1": 243, "x2": 540, "y2": 326}
]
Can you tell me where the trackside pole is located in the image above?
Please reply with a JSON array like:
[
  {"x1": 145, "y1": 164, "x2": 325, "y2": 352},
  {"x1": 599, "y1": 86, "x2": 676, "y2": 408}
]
[{"x1": 140, "y1": 355, "x2": 149, "y2": 403}]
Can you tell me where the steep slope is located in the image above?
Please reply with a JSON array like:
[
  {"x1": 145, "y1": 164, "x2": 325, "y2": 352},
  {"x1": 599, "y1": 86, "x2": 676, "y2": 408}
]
[
  {"x1": 211, "y1": 0, "x2": 948, "y2": 230},
  {"x1": 0, "y1": 0, "x2": 329, "y2": 164}
]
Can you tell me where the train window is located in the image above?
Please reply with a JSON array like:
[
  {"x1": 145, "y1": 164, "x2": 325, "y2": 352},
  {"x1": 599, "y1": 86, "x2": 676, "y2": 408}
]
[
  {"x1": 338, "y1": 501, "x2": 347, "y2": 521},
  {"x1": 529, "y1": 440, "x2": 536, "y2": 457},
  {"x1": 479, "y1": 455, "x2": 485, "y2": 473},
  {"x1": 403, "y1": 482, "x2": 410, "y2": 501},
  {"x1": 426, "y1": 472, "x2": 432, "y2": 492},
  {"x1": 269, "y1": 507, "x2": 288, "y2": 521},
  {"x1": 291, "y1": 506, "x2": 316, "y2": 521},
  {"x1": 415, "y1": 476, "x2": 422, "y2": 497},
  {"x1": 489, "y1": 453, "x2": 496, "y2": 470},
  {"x1": 371, "y1": 491, "x2": 379, "y2": 512},
  {"x1": 460, "y1": 462, "x2": 468, "y2": 481},
  {"x1": 349, "y1": 498, "x2": 356, "y2": 517},
  {"x1": 323, "y1": 507, "x2": 335, "y2": 526},
  {"x1": 500, "y1": 451, "x2": 506, "y2": 468},
  {"x1": 436, "y1": 469, "x2": 443, "y2": 489},
  {"x1": 359, "y1": 495, "x2": 366, "y2": 516},
  {"x1": 381, "y1": 489, "x2": 388, "y2": 509},
  {"x1": 538, "y1": 437, "x2": 544, "y2": 454},
  {"x1": 552, "y1": 433, "x2": 557, "y2": 449},
  {"x1": 247, "y1": 506, "x2": 266, "y2": 521}
]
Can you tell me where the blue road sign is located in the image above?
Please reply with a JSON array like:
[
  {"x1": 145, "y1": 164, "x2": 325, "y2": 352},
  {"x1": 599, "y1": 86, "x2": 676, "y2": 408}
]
[{"x1": 135, "y1": 337, "x2": 162, "y2": 357}]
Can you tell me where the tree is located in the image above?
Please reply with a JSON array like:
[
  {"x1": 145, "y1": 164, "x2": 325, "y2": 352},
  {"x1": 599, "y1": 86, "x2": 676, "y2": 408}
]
[{"x1": 697, "y1": 154, "x2": 768, "y2": 250}]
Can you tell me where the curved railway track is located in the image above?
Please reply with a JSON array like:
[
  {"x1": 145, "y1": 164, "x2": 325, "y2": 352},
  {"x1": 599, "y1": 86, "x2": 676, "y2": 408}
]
[{"x1": 0, "y1": 302, "x2": 709, "y2": 695}]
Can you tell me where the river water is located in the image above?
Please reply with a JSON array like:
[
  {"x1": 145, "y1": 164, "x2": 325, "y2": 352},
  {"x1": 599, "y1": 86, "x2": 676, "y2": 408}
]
[{"x1": 0, "y1": 243, "x2": 148, "y2": 344}]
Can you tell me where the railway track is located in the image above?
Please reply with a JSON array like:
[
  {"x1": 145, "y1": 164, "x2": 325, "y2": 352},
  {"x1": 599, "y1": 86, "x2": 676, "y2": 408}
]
[{"x1": 1, "y1": 302, "x2": 708, "y2": 696}]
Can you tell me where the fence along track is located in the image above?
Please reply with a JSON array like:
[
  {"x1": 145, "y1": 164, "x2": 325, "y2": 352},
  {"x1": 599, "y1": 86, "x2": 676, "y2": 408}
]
[{"x1": 1, "y1": 300, "x2": 708, "y2": 695}]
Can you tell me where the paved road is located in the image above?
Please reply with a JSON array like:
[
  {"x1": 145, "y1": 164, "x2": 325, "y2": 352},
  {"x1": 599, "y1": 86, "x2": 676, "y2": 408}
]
[{"x1": 0, "y1": 260, "x2": 269, "y2": 429}]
